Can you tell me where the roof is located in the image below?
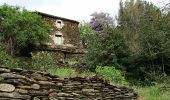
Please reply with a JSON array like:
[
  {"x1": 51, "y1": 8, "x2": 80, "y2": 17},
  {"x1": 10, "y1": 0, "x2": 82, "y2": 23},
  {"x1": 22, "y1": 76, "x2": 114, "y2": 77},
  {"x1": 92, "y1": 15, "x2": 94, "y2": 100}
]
[{"x1": 35, "y1": 11, "x2": 79, "y2": 24}]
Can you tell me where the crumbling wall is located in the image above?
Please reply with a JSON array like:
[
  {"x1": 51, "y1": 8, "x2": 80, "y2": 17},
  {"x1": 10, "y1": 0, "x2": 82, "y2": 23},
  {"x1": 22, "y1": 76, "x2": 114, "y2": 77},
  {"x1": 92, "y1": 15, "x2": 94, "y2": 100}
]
[{"x1": 0, "y1": 67, "x2": 138, "y2": 100}]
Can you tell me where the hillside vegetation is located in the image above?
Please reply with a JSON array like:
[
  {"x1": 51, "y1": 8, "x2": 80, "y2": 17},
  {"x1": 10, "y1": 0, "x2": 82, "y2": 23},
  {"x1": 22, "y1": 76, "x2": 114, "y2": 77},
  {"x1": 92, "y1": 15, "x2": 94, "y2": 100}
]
[{"x1": 0, "y1": 1, "x2": 170, "y2": 100}]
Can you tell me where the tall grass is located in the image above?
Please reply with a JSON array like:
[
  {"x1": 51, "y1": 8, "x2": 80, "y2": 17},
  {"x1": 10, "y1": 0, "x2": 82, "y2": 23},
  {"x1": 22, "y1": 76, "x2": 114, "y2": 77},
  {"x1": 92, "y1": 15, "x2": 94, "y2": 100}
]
[
  {"x1": 0, "y1": 46, "x2": 20, "y2": 68},
  {"x1": 47, "y1": 67, "x2": 77, "y2": 77},
  {"x1": 134, "y1": 77, "x2": 170, "y2": 100}
]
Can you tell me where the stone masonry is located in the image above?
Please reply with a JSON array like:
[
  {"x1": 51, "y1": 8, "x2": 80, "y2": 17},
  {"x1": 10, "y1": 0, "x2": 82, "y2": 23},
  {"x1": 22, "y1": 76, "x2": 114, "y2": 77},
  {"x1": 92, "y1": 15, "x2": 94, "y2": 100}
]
[{"x1": 0, "y1": 67, "x2": 138, "y2": 100}]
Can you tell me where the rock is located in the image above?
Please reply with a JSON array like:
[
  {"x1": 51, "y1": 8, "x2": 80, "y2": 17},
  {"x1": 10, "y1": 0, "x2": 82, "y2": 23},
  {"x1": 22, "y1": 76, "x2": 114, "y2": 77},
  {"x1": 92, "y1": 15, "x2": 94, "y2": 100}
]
[
  {"x1": 33, "y1": 97, "x2": 41, "y2": 100},
  {"x1": 25, "y1": 77, "x2": 36, "y2": 83},
  {"x1": 82, "y1": 89, "x2": 95, "y2": 92},
  {"x1": 0, "y1": 77, "x2": 4, "y2": 81},
  {"x1": 49, "y1": 92, "x2": 58, "y2": 97},
  {"x1": 0, "y1": 66, "x2": 138, "y2": 99},
  {"x1": 49, "y1": 89, "x2": 61, "y2": 93},
  {"x1": 68, "y1": 82, "x2": 81, "y2": 85},
  {"x1": 53, "y1": 77, "x2": 65, "y2": 81},
  {"x1": 56, "y1": 83, "x2": 63, "y2": 86},
  {"x1": 0, "y1": 92, "x2": 31, "y2": 99},
  {"x1": 57, "y1": 92, "x2": 73, "y2": 97},
  {"x1": 31, "y1": 73, "x2": 48, "y2": 81},
  {"x1": 0, "y1": 84, "x2": 15, "y2": 92},
  {"x1": 15, "y1": 89, "x2": 28, "y2": 94},
  {"x1": 92, "y1": 83, "x2": 103, "y2": 87},
  {"x1": 0, "y1": 98, "x2": 21, "y2": 100},
  {"x1": 2, "y1": 79, "x2": 29, "y2": 85},
  {"x1": 72, "y1": 93, "x2": 80, "y2": 96},
  {"x1": 17, "y1": 86, "x2": 32, "y2": 89},
  {"x1": 38, "y1": 81, "x2": 55, "y2": 85},
  {"x1": 28, "y1": 90, "x2": 48, "y2": 96},
  {"x1": 49, "y1": 97, "x2": 58, "y2": 100},
  {"x1": 11, "y1": 68, "x2": 24, "y2": 73},
  {"x1": 0, "y1": 68, "x2": 10, "y2": 73},
  {"x1": 31, "y1": 84, "x2": 40, "y2": 90},
  {"x1": 0, "y1": 73, "x2": 26, "y2": 79},
  {"x1": 114, "y1": 88, "x2": 122, "y2": 92}
]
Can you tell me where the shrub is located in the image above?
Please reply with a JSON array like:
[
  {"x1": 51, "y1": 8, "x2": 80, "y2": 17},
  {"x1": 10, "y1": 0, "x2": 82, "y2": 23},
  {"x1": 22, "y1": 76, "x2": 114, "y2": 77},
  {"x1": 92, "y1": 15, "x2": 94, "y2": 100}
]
[
  {"x1": 0, "y1": 4, "x2": 50, "y2": 55},
  {"x1": 95, "y1": 66, "x2": 127, "y2": 85},
  {"x1": 0, "y1": 44, "x2": 20, "y2": 68},
  {"x1": 81, "y1": 27, "x2": 129, "y2": 71},
  {"x1": 47, "y1": 67, "x2": 77, "y2": 77},
  {"x1": 31, "y1": 51, "x2": 56, "y2": 70}
]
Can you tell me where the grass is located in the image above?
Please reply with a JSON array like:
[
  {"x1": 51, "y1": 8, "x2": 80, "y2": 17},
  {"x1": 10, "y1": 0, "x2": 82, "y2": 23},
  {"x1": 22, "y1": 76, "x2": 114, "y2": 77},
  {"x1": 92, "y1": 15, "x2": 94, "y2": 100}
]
[
  {"x1": 66, "y1": 60, "x2": 78, "y2": 66},
  {"x1": 47, "y1": 67, "x2": 77, "y2": 77},
  {"x1": 78, "y1": 70, "x2": 96, "y2": 78},
  {"x1": 46, "y1": 67, "x2": 95, "y2": 78},
  {"x1": 134, "y1": 83, "x2": 170, "y2": 100}
]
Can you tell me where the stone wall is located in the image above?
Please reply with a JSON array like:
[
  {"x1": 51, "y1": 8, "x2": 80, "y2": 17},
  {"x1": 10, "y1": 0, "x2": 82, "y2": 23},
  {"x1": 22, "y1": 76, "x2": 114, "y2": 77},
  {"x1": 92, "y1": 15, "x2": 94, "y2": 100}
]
[{"x1": 0, "y1": 67, "x2": 138, "y2": 100}]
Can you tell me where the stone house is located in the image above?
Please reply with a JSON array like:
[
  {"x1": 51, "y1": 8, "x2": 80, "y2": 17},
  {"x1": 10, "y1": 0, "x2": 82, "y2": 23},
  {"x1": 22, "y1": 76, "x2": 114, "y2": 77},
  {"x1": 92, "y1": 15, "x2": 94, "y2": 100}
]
[{"x1": 36, "y1": 12, "x2": 84, "y2": 62}]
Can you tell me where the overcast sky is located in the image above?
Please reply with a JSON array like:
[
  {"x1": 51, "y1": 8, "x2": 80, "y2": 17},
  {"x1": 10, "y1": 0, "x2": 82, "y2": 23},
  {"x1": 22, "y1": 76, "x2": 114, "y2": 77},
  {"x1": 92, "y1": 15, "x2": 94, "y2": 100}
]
[{"x1": 0, "y1": 0, "x2": 167, "y2": 22}]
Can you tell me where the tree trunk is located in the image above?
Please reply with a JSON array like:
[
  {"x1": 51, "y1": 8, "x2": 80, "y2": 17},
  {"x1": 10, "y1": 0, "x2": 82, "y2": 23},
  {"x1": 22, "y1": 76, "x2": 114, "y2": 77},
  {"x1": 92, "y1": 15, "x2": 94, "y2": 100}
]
[{"x1": 6, "y1": 37, "x2": 14, "y2": 56}]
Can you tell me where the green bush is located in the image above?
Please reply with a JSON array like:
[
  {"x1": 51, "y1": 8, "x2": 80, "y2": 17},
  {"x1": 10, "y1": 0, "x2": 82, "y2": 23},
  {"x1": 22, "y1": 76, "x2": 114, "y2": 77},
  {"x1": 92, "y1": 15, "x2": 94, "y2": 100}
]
[
  {"x1": 47, "y1": 67, "x2": 77, "y2": 77},
  {"x1": 31, "y1": 51, "x2": 56, "y2": 70},
  {"x1": 0, "y1": 4, "x2": 50, "y2": 55},
  {"x1": 0, "y1": 44, "x2": 20, "y2": 68},
  {"x1": 80, "y1": 26, "x2": 129, "y2": 71},
  {"x1": 95, "y1": 66, "x2": 127, "y2": 85}
]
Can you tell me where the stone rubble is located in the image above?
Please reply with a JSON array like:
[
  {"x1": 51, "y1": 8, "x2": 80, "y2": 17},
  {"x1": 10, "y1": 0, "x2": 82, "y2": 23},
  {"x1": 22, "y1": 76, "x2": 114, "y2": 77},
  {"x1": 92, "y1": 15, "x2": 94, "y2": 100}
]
[{"x1": 0, "y1": 67, "x2": 138, "y2": 100}]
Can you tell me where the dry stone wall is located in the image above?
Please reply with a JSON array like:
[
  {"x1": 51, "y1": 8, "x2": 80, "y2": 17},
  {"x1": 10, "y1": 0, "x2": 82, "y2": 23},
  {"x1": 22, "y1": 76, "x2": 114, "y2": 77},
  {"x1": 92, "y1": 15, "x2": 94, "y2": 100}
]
[{"x1": 0, "y1": 67, "x2": 138, "y2": 100}]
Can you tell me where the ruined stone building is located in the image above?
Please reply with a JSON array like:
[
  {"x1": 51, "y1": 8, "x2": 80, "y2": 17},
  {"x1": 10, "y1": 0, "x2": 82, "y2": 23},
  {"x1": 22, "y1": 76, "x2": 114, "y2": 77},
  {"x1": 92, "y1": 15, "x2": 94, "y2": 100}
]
[{"x1": 36, "y1": 12, "x2": 84, "y2": 62}]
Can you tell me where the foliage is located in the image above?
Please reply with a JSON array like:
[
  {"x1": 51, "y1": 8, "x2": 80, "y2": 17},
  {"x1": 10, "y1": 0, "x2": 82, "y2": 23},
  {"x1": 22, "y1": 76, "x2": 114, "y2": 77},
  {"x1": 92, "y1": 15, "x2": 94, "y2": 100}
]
[
  {"x1": 117, "y1": 0, "x2": 170, "y2": 81},
  {"x1": 79, "y1": 0, "x2": 170, "y2": 83},
  {"x1": 78, "y1": 70, "x2": 96, "y2": 78},
  {"x1": 0, "y1": 43, "x2": 20, "y2": 68},
  {"x1": 135, "y1": 82, "x2": 170, "y2": 100},
  {"x1": 117, "y1": 0, "x2": 144, "y2": 53},
  {"x1": 0, "y1": 4, "x2": 50, "y2": 55},
  {"x1": 96, "y1": 66, "x2": 127, "y2": 85},
  {"x1": 47, "y1": 66, "x2": 96, "y2": 78},
  {"x1": 82, "y1": 27, "x2": 129, "y2": 71},
  {"x1": 90, "y1": 12, "x2": 114, "y2": 31},
  {"x1": 31, "y1": 51, "x2": 56, "y2": 70},
  {"x1": 65, "y1": 60, "x2": 78, "y2": 66},
  {"x1": 162, "y1": 0, "x2": 170, "y2": 11},
  {"x1": 47, "y1": 67, "x2": 77, "y2": 78},
  {"x1": 79, "y1": 22, "x2": 95, "y2": 48}
]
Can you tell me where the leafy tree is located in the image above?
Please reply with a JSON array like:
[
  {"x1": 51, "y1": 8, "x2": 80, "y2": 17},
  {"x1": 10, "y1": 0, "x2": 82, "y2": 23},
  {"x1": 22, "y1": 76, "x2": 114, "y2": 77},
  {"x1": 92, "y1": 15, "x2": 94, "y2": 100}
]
[
  {"x1": 0, "y1": 4, "x2": 50, "y2": 56},
  {"x1": 79, "y1": 22, "x2": 95, "y2": 48},
  {"x1": 90, "y1": 12, "x2": 114, "y2": 32},
  {"x1": 80, "y1": 25, "x2": 129, "y2": 71},
  {"x1": 117, "y1": 0, "x2": 145, "y2": 53},
  {"x1": 161, "y1": 0, "x2": 170, "y2": 11},
  {"x1": 118, "y1": 0, "x2": 170, "y2": 81}
]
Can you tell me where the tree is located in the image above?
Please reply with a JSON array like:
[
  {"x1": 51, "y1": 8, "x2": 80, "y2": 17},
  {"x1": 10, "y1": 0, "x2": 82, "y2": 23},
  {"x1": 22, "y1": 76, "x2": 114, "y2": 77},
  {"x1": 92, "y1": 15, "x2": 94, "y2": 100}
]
[
  {"x1": 81, "y1": 25, "x2": 129, "y2": 71},
  {"x1": 90, "y1": 12, "x2": 114, "y2": 32},
  {"x1": 161, "y1": 0, "x2": 170, "y2": 11},
  {"x1": 79, "y1": 22, "x2": 95, "y2": 48},
  {"x1": 117, "y1": 0, "x2": 170, "y2": 81},
  {"x1": 117, "y1": 0, "x2": 145, "y2": 53},
  {"x1": 0, "y1": 4, "x2": 50, "y2": 56}
]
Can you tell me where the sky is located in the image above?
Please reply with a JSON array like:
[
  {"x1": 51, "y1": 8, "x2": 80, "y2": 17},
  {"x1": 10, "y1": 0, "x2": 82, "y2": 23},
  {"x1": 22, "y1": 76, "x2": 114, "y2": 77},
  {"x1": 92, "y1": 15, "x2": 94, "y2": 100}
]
[{"x1": 0, "y1": 0, "x2": 167, "y2": 22}]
